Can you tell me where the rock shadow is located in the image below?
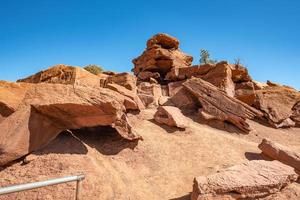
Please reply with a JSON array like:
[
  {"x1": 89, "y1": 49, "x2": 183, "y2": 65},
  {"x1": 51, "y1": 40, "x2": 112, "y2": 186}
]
[
  {"x1": 148, "y1": 119, "x2": 185, "y2": 133},
  {"x1": 72, "y1": 126, "x2": 138, "y2": 155},
  {"x1": 34, "y1": 131, "x2": 88, "y2": 155},
  {"x1": 169, "y1": 193, "x2": 191, "y2": 200},
  {"x1": 244, "y1": 152, "x2": 272, "y2": 161}
]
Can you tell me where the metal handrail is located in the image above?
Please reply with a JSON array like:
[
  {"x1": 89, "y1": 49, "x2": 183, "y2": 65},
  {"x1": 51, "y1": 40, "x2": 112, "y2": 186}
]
[{"x1": 0, "y1": 174, "x2": 85, "y2": 200}]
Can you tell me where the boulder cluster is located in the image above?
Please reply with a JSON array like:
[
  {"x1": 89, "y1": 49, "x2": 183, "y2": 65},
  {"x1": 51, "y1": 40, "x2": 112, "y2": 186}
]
[{"x1": 0, "y1": 33, "x2": 299, "y2": 199}]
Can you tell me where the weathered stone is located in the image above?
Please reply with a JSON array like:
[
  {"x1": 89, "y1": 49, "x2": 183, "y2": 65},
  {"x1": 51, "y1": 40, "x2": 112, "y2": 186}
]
[
  {"x1": 183, "y1": 77, "x2": 263, "y2": 132},
  {"x1": 192, "y1": 160, "x2": 298, "y2": 200},
  {"x1": 0, "y1": 81, "x2": 141, "y2": 166},
  {"x1": 154, "y1": 106, "x2": 189, "y2": 129},
  {"x1": 106, "y1": 83, "x2": 145, "y2": 110},
  {"x1": 169, "y1": 87, "x2": 199, "y2": 112},
  {"x1": 230, "y1": 64, "x2": 252, "y2": 83},
  {"x1": 291, "y1": 101, "x2": 300, "y2": 126},
  {"x1": 166, "y1": 62, "x2": 235, "y2": 97},
  {"x1": 168, "y1": 81, "x2": 184, "y2": 96},
  {"x1": 137, "y1": 71, "x2": 160, "y2": 81},
  {"x1": 137, "y1": 82, "x2": 162, "y2": 108},
  {"x1": 254, "y1": 85, "x2": 300, "y2": 128},
  {"x1": 107, "y1": 72, "x2": 137, "y2": 92},
  {"x1": 132, "y1": 34, "x2": 193, "y2": 80},
  {"x1": 17, "y1": 64, "x2": 101, "y2": 88},
  {"x1": 165, "y1": 64, "x2": 214, "y2": 81},
  {"x1": 146, "y1": 33, "x2": 179, "y2": 50},
  {"x1": 258, "y1": 138, "x2": 300, "y2": 171},
  {"x1": 235, "y1": 82, "x2": 256, "y2": 106}
]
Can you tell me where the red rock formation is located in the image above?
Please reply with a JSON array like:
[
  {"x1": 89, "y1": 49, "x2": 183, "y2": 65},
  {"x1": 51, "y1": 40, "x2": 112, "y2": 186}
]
[
  {"x1": 0, "y1": 81, "x2": 141, "y2": 166},
  {"x1": 191, "y1": 160, "x2": 298, "y2": 200},
  {"x1": 106, "y1": 72, "x2": 137, "y2": 92},
  {"x1": 254, "y1": 84, "x2": 300, "y2": 128},
  {"x1": 154, "y1": 106, "x2": 189, "y2": 129},
  {"x1": 132, "y1": 33, "x2": 193, "y2": 81},
  {"x1": 183, "y1": 77, "x2": 263, "y2": 132},
  {"x1": 17, "y1": 64, "x2": 101, "y2": 88},
  {"x1": 258, "y1": 138, "x2": 300, "y2": 171},
  {"x1": 292, "y1": 101, "x2": 300, "y2": 126}
]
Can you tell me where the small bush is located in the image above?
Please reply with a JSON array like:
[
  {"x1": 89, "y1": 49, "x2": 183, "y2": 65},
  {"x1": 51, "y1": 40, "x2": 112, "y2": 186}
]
[
  {"x1": 200, "y1": 49, "x2": 217, "y2": 64},
  {"x1": 83, "y1": 65, "x2": 103, "y2": 75}
]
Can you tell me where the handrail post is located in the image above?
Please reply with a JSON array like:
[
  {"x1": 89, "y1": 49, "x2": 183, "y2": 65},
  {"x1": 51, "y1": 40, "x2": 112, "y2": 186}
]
[{"x1": 75, "y1": 176, "x2": 84, "y2": 200}]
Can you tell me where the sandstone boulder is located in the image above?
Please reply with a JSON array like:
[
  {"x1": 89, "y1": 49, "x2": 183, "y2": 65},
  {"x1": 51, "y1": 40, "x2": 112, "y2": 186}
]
[
  {"x1": 235, "y1": 82, "x2": 256, "y2": 106},
  {"x1": 254, "y1": 84, "x2": 300, "y2": 128},
  {"x1": 0, "y1": 81, "x2": 141, "y2": 166},
  {"x1": 291, "y1": 101, "x2": 300, "y2": 126},
  {"x1": 106, "y1": 83, "x2": 144, "y2": 110},
  {"x1": 17, "y1": 64, "x2": 101, "y2": 88},
  {"x1": 137, "y1": 82, "x2": 162, "y2": 108},
  {"x1": 230, "y1": 64, "x2": 252, "y2": 83},
  {"x1": 183, "y1": 77, "x2": 263, "y2": 132},
  {"x1": 191, "y1": 160, "x2": 298, "y2": 200},
  {"x1": 132, "y1": 33, "x2": 193, "y2": 81},
  {"x1": 258, "y1": 138, "x2": 300, "y2": 171},
  {"x1": 166, "y1": 62, "x2": 236, "y2": 97},
  {"x1": 106, "y1": 72, "x2": 137, "y2": 92},
  {"x1": 154, "y1": 106, "x2": 189, "y2": 129},
  {"x1": 146, "y1": 33, "x2": 179, "y2": 50}
]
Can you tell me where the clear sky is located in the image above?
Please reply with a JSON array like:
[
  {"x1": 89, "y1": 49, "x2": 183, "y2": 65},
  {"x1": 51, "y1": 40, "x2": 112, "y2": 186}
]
[{"x1": 0, "y1": 0, "x2": 299, "y2": 89}]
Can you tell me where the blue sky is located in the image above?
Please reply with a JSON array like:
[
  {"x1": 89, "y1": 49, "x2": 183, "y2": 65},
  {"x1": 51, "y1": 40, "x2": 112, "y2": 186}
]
[{"x1": 0, "y1": 0, "x2": 299, "y2": 89}]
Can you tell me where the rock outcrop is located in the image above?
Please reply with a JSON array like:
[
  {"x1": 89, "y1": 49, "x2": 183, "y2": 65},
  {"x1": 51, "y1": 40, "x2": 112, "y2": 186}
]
[
  {"x1": 254, "y1": 84, "x2": 300, "y2": 128},
  {"x1": 182, "y1": 77, "x2": 263, "y2": 132},
  {"x1": 258, "y1": 138, "x2": 300, "y2": 171},
  {"x1": 154, "y1": 106, "x2": 189, "y2": 129},
  {"x1": 191, "y1": 160, "x2": 298, "y2": 200},
  {"x1": 132, "y1": 33, "x2": 193, "y2": 82},
  {"x1": 0, "y1": 80, "x2": 141, "y2": 166},
  {"x1": 17, "y1": 64, "x2": 101, "y2": 88},
  {"x1": 292, "y1": 101, "x2": 300, "y2": 126}
]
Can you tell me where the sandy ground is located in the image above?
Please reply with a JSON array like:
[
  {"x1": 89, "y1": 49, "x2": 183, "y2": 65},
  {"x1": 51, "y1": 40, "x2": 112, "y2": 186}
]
[{"x1": 0, "y1": 109, "x2": 299, "y2": 200}]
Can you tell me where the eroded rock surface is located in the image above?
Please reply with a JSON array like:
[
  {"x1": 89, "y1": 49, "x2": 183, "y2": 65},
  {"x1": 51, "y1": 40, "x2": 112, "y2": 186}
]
[
  {"x1": 183, "y1": 77, "x2": 263, "y2": 132},
  {"x1": 0, "y1": 81, "x2": 140, "y2": 166},
  {"x1": 254, "y1": 84, "x2": 300, "y2": 128},
  {"x1": 132, "y1": 33, "x2": 193, "y2": 81},
  {"x1": 192, "y1": 160, "x2": 299, "y2": 200},
  {"x1": 154, "y1": 106, "x2": 189, "y2": 129},
  {"x1": 259, "y1": 138, "x2": 300, "y2": 171}
]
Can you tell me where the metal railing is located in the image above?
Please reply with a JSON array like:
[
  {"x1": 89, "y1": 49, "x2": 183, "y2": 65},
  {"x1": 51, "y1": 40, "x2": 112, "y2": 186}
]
[{"x1": 0, "y1": 174, "x2": 85, "y2": 200}]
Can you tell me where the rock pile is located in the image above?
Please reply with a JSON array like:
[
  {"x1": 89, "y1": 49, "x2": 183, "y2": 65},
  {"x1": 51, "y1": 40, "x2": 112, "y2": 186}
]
[
  {"x1": 132, "y1": 33, "x2": 193, "y2": 82},
  {"x1": 0, "y1": 65, "x2": 142, "y2": 166}
]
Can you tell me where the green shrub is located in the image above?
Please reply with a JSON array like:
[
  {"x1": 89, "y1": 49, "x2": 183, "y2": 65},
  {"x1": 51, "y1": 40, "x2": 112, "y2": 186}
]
[
  {"x1": 200, "y1": 49, "x2": 217, "y2": 64},
  {"x1": 83, "y1": 65, "x2": 103, "y2": 75}
]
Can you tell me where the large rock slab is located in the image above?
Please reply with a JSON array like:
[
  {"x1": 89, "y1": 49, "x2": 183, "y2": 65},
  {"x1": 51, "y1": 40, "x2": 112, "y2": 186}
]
[
  {"x1": 166, "y1": 62, "x2": 240, "y2": 97},
  {"x1": 0, "y1": 81, "x2": 140, "y2": 166},
  {"x1": 254, "y1": 84, "x2": 300, "y2": 128},
  {"x1": 192, "y1": 160, "x2": 298, "y2": 200},
  {"x1": 183, "y1": 77, "x2": 263, "y2": 132},
  {"x1": 258, "y1": 138, "x2": 300, "y2": 171},
  {"x1": 17, "y1": 64, "x2": 101, "y2": 88},
  {"x1": 154, "y1": 106, "x2": 189, "y2": 129}
]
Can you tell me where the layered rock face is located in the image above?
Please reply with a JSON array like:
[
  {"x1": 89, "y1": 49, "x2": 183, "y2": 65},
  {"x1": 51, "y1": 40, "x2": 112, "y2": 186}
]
[
  {"x1": 254, "y1": 84, "x2": 300, "y2": 128},
  {"x1": 0, "y1": 67, "x2": 142, "y2": 166},
  {"x1": 132, "y1": 33, "x2": 193, "y2": 82},
  {"x1": 191, "y1": 160, "x2": 298, "y2": 200},
  {"x1": 182, "y1": 77, "x2": 263, "y2": 132}
]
